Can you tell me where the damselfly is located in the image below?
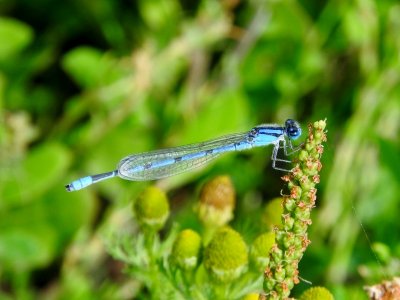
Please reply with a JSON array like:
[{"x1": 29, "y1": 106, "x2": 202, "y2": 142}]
[{"x1": 65, "y1": 119, "x2": 302, "y2": 192}]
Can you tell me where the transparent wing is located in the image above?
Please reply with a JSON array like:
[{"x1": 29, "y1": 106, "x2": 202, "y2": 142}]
[{"x1": 118, "y1": 132, "x2": 250, "y2": 181}]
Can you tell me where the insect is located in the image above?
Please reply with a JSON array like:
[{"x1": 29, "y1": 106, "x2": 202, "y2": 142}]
[{"x1": 65, "y1": 119, "x2": 302, "y2": 192}]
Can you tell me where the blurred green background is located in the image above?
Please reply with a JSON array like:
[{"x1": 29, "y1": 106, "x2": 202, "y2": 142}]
[{"x1": 0, "y1": 0, "x2": 399, "y2": 299}]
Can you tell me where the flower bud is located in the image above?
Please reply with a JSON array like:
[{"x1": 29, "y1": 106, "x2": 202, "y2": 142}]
[
  {"x1": 250, "y1": 232, "x2": 275, "y2": 271},
  {"x1": 262, "y1": 198, "x2": 283, "y2": 230},
  {"x1": 133, "y1": 186, "x2": 169, "y2": 231},
  {"x1": 204, "y1": 227, "x2": 248, "y2": 283},
  {"x1": 263, "y1": 277, "x2": 276, "y2": 292},
  {"x1": 299, "y1": 287, "x2": 334, "y2": 300},
  {"x1": 170, "y1": 229, "x2": 202, "y2": 271},
  {"x1": 242, "y1": 293, "x2": 259, "y2": 300},
  {"x1": 198, "y1": 176, "x2": 235, "y2": 227}
]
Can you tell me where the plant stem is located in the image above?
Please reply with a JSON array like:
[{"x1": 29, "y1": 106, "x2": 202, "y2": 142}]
[{"x1": 261, "y1": 119, "x2": 327, "y2": 299}]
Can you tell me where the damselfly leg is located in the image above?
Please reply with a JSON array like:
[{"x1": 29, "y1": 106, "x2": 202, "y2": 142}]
[
  {"x1": 283, "y1": 138, "x2": 304, "y2": 156},
  {"x1": 271, "y1": 139, "x2": 303, "y2": 172}
]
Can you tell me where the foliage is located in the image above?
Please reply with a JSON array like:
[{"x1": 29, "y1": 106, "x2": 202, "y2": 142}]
[
  {"x1": 106, "y1": 181, "x2": 262, "y2": 300},
  {"x1": 1, "y1": 0, "x2": 400, "y2": 299}
]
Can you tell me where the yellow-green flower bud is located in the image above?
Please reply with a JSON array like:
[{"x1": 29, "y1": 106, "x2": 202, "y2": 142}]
[
  {"x1": 241, "y1": 293, "x2": 259, "y2": 300},
  {"x1": 198, "y1": 176, "x2": 235, "y2": 227},
  {"x1": 262, "y1": 198, "x2": 283, "y2": 230},
  {"x1": 170, "y1": 229, "x2": 202, "y2": 271},
  {"x1": 299, "y1": 286, "x2": 334, "y2": 300},
  {"x1": 250, "y1": 232, "x2": 275, "y2": 271},
  {"x1": 204, "y1": 227, "x2": 248, "y2": 283},
  {"x1": 133, "y1": 186, "x2": 169, "y2": 231}
]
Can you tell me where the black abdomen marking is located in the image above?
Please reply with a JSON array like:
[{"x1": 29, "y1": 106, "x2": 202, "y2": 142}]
[{"x1": 144, "y1": 163, "x2": 152, "y2": 169}]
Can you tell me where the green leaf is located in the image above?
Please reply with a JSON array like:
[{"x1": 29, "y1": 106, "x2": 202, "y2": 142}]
[
  {"x1": 0, "y1": 17, "x2": 33, "y2": 60},
  {"x1": 267, "y1": 1, "x2": 309, "y2": 40},
  {"x1": 43, "y1": 187, "x2": 97, "y2": 244},
  {"x1": 0, "y1": 226, "x2": 57, "y2": 270},
  {"x1": 138, "y1": 0, "x2": 181, "y2": 30},
  {"x1": 0, "y1": 186, "x2": 96, "y2": 271},
  {"x1": 61, "y1": 46, "x2": 113, "y2": 88},
  {"x1": 0, "y1": 143, "x2": 71, "y2": 208}
]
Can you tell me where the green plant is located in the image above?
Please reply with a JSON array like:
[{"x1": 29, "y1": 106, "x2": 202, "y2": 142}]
[
  {"x1": 1, "y1": 0, "x2": 399, "y2": 298},
  {"x1": 105, "y1": 120, "x2": 331, "y2": 300},
  {"x1": 262, "y1": 120, "x2": 327, "y2": 299},
  {"x1": 106, "y1": 181, "x2": 260, "y2": 300}
]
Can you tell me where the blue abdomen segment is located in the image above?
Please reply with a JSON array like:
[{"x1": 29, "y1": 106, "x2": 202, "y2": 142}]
[
  {"x1": 65, "y1": 170, "x2": 118, "y2": 192},
  {"x1": 66, "y1": 176, "x2": 93, "y2": 192}
]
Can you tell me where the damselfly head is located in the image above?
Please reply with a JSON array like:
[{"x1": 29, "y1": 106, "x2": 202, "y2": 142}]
[{"x1": 285, "y1": 119, "x2": 302, "y2": 140}]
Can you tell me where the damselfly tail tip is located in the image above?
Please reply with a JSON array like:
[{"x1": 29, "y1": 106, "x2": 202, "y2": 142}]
[{"x1": 65, "y1": 184, "x2": 73, "y2": 192}]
